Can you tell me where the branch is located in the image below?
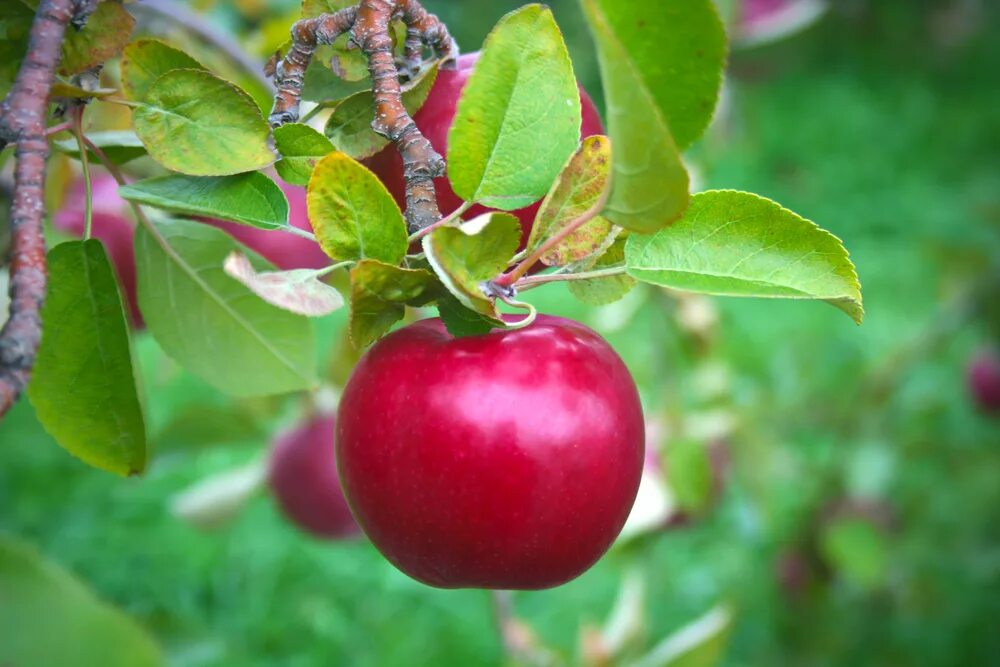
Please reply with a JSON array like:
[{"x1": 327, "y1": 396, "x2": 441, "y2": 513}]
[
  {"x1": 269, "y1": 0, "x2": 457, "y2": 233},
  {"x1": 0, "y1": 0, "x2": 81, "y2": 418}
]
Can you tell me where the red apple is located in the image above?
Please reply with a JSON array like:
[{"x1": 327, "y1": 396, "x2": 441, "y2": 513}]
[
  {"x1": 968, "y1": 347, "x2": 1000, "y2": 414},
  {"x1": 336, "y1": 315, "x2": 644, "y2": 589},
  {"x1": 208, "y1": 180, "x2": 330, "y2": 270},
  {"x1": 268, "y1": 413, "x2": 360, "y2": 539},
  {"x1": 364, "y1": 53, "x2": 605, "y2": 245},
  {"x1": 54, "y1": 175, "x2": 143, "y2": 327},
  {"x1": 737, "y1": 0, "x2": 828, "y2": 46}
]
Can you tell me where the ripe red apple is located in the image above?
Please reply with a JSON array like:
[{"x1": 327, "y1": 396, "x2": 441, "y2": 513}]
[
  {"x1": 268, "y1": 413, "x2": 360, "y2": 539},
  {"x1": 54, "y1": 175, "x2": 143, "y2": 327},
  {"x1": 336, "y1": 315, "x2": 644, "y2": 589},
  {"x1": 364, "y1": 53, "x2": 605, "y2": 245},
  {"x1": 968, "y1": 347, "x2": 1000, "y2": 414},
  {"x1": 208, "y1": 181, "x2": 330, "y2": 270}
]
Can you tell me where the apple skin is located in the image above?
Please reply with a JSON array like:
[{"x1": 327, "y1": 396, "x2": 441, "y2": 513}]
[
  {"x1": 268, "y1": 414, "x2": 361, "y2": 539},
  {"x1": 336, "y1": 315, "x2": 644, "y2": 589},
  {"x1": 208, "y1": 181, "x2": 330, "y2": 271},
  {"x1": 363, "y1": 53, "x2": 605, "y2": 245},
  {"x1": 967, "y1": 347, "x2": 1000, "y2": 414},
  {"x1": 54, "y1": 175, "x2": 143, "y2": 327}
]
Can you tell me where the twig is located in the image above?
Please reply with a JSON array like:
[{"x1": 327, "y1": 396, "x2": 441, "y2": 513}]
[
  {"x1": 269, "y1": 0, "x2": 457, "y2": 233},
  {"x1": 0, "y1": 0, "x2": 80, "y2": 417}
]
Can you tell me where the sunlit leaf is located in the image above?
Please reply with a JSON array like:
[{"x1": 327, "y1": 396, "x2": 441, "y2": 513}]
[
  {"x1": 664, "y1": 439, "x2": 713, "y2": 514},
  {"x1": 224, "y1": 251, "x2": 344, "y2": 317},
  {"x1": 527, "y1": 135, "x2": 614, "y2": 266},
  {"x1": 348, "y1": 259, "x2": 436, "y2": 347},
  {"x1": 625, "y1": 190, "x2": 864, "y2": 323},
  {"x1": 0, "y1": 538, "x2": 164, "y2": 667},
  {"x1": 49, "y1": 81, "x2": 117, "y2": 99},
  {"x1": 820, "y1": 518, "x2": 889, "y2": 590},
  {"x1": 274, "y1": 123, "x2": 335, "y2": 186},
  {"x1": 448, "y1": 5, "x2": 581, "y2": 210},
  {"x1": 307, "y1": 152, "x2": 408, "y2": 264},
  {"x1": 135, "y1": 218, "x2": 316, "y2": 397},
  {"x1": 133, "y1": 69, "x2": 276, "y2": 176},
  {"x1": 121, "y1": 38, "x2": 206, "y2": 101},
  {"x1": 27, "y1": 241, "x2": 147, "y2": 477},
  {"x1": 119, "y1": 173, "x2": 289, "y2": 229},
  {"x1": 423, "y1": 212, "x2": 520, "y2": 319},
  {"x1": 170, "y1": 461, "x2": 267, "y2": 530},
  {"x1": 580, "y1": 0, "x2": 692, "y2": 232}
]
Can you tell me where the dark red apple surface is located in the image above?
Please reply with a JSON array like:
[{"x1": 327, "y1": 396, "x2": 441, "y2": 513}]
[
  {"x1": 364, "y1": 53, "x2": 605, "y2": 245},
  {"x1": 968, "y1": 347, "x2": 1000, "y2": 414},
  {"x1": 54, "y1": 175, "x2": 143, "y2": 327},
  {"x1": 269, "y1": 414, "x2": 360, "y2": 539},
  {"x1": 336, "y1": 315, "x2": 644, "y2": 589}
]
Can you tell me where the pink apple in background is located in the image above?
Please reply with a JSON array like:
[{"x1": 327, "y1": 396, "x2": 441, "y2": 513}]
[
  {"x1": 967, "y1": 347, "x2": 1000, "y2": 414},
  {"x1": 208, "y1": 181, "x2": 329, "y2": 271},
  {"x1": 268, "y1": 413, "x2": 360, "y2": 539},
  {"x1": 54, "y1": 175, "x2": 143, "y2": 327},
  {"x1": 737, "y1": 0, "x2": 828, "y2": 47},
  {"x1": 364, "y1": 53, "x2": 605, "y2": 246},
  {"x1": 336, "y1": 315, "x2": 644, "y2": 589}
]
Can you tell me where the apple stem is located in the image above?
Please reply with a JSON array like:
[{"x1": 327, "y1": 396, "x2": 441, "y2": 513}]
[
  {"x1": 268, "y1": 0, "x2": 458, "y2": 234},
  {"x1": 495, "y1": 293, "x2": 538, "y2": 330},
  {"x1": 0, "y1": 0, "x2": 88, "y2": 418}
]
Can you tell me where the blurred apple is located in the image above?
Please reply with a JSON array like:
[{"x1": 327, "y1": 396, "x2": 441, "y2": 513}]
[{"x1": 967, "y1": 347, "x2": 1000, "y2": 414}]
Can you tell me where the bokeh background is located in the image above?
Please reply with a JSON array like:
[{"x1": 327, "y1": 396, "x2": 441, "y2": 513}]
[{"x1": 2, "y1": 0, "x2": 999, "y2": 665}]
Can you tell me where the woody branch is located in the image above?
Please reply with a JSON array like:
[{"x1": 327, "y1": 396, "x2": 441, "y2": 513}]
[
  {"x1": 0, "y1": 0, "x2": 90, "y2": 417},
  {"x1": 268, "y1": 0, "x2": 457, "y2": 233}
]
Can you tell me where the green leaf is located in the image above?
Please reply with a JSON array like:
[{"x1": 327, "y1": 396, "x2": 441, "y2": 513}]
[
  {"x1": 59, "y1": 1, "x2": 135, "y2": 76},
  {"x1": 448, "y1": 5, "x2": 581, "y2": 210},
  {"x1": 624, "y1": 190, "x2": 864, "y2": 323},
  {"x1": 135, "y1": 218, "x2": 317, "y2": 397},
  {"x1": 26, "y1": 240, "x2": 147, "y2": 477},
  {"x1": 0, "y1": 538, "x2": 164, "y2": 667},
  {"x1": 632, "y1": 605, "x2": 732, "y2": 667},
  {"x1": 348, "y1": 259, "x2": 436, "y2": 347},
  {"x1": 307, "y1": 152, "x2": 408, "y2": 264},
  {"x1": 119, "y1": 173, "x2": 289, "y2": 230},
  {"x1": 580, "y1": 0, "x2": 691, "y2": 233},
  {"x1": 423, "y1": 212, "x2": 520, "y2": 318},
  {"x1": 52, "y1": 130, "x2": 147, "y2": 165},
  {"x1": 527, "y1": 135, "x2": 614, "y2": 266},
  {"x1": 224, "y1": 251, "x2": 344, "y2": 317},
  {"x1": 121, "y1": 38, "x2": 206, "y2": 102},
  {"x1": 133, "y1": 69, "x2": 276, "y2": 176},
  {"x1": 274, "y1": 123, "x2": 335, "y2": 186},
  {"x1": 820, "y1": 518, "x2": 888, "y2": 590},
  {"x1": 568, "y1": 236, "x2": 636, "y2": 305},
  {"x1": 437, "y1": 294, "x2": 496, "y2": 338},
  {"x1": 664, "y1": 440, "x2": 713, "y2": 514},
  {"x1": 582, "y1": 0, "x2": 726, "y2": 151},
  {"x1": 324, "y1": 62, "x2": 440, "y2": 159}
]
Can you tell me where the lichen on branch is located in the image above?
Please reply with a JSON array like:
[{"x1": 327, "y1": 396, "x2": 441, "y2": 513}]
[
  {"x1": 269, "y1": 0, "x2": 458, "y2": 233},
  {"x1": 0, "y1": 0, "x2": 86, "y2": 418}
]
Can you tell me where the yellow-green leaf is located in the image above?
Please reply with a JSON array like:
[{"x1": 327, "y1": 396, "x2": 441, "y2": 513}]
[
  {"x1": 274, "y1": 123, "x2": 335, "y2": 186},
  {"x1": 59, "y1": 1, "x2": 135, "y2": 76},
  {"x1": 121, "y1": 38, "x2": 206, "y2": 101}
]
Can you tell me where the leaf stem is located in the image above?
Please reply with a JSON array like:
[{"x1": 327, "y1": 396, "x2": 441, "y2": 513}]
[
  {"x1": 407, "y1": 201, "x2": 473, "y2": 243},
  {"x1": 71, "y1": 108, "x2": 93, "y2": 240},
  {"x1": 312, "y1": 260, "x2": 354, "y2": 278},
  {"x1": 495, "y1": 186, "x2": 610, "y2": 288},
  {"x1": 514, "y1": 264, "x2": 626, "y2": 291},
  {"x1": 282, "y1": 225, "x2": 318, "y2": 242}
]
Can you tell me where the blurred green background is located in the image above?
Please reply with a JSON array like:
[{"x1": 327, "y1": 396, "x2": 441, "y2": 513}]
[{"x1": 2, "y1": 0, "x2": 1000, "y2": 665}]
